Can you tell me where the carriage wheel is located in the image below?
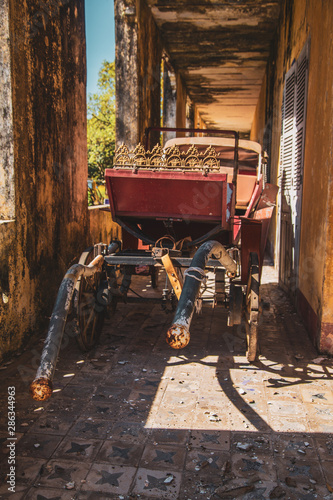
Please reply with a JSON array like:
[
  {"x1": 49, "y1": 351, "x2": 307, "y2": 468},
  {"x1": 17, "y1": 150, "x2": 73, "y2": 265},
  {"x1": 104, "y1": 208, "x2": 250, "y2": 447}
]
[
  {"x1": 75, "y1": 247, "x2": 106, "y2": 351},
  {"x1": 245, "y1": 252, "x2": 260, "y2": 362}
]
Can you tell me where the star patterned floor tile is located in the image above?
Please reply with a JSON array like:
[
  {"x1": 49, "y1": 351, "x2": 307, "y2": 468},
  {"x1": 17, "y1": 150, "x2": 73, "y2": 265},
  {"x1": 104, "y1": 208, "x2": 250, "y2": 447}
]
[
  {"x1": 185, "y1": 449, "x2": 230, "y2": 474},
  {"x1": 13, "y1": 457, "x2": 46, "y2": 485},
  {"x1": 16, "y1": 433, "x2": 62, "y2": 459},
  {"x1": 82, "y1": 464, "x2": 136, "y2": 494},
  {"x1": 107, "y1": 421, "x2": 150, "y2": 444},
  {"x1": 149, "y1": 428, "x2": 189, "y2": 445},
  {"x1": 29, "y1": 414, "x2": 75, "y2": 436},
  {"x1": 68, "y1": 418, "x2": 111, "y2": 439},
  {"x1": 140, "y1": 444, "x2": 186, "y2": 472},
  {"x1": 189, "y1": 430, "x2": 230, "y2": 450},
  {"x1": 132, "y1": 468, "x2": 181, "y2": 498},
  {"x1": 37, "y1": 459, "x2": 90, "y2": 488},
  {"x1": 52, "y1": 437, "x2": 103, "y2": 462},
  {"x1": 96, "y1": 440, "x2": 144, "y2": 466}
]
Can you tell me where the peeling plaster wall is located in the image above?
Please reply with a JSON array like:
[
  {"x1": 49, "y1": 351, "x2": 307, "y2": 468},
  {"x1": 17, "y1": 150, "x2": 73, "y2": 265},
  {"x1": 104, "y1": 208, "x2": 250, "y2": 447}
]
[
  {"x1": 303, "y1": 1, "x2": 333, "y2": 353},
  {"x1": 89, "y1": 207, "x2": 121, "y2": 246},
  {"x1": 114, "y1": 0, "x2": 162, "y2": 148},
  {"x1": 251, "y1": 0, "x2": 333, "y2": 353},
  {"x1": 0, "y1": 0, "x2": 89, "y2": 361},
  {"x1": 162, "y1": 62, "x2": 176, "y2": 143},
  {"x1": 176, "y1": 73, "x2": 186, "y2": 136},
  {"x1": 114, "y1": 0, "x2": 194, "y2": 147},
  {"x1": 137, "y1": 0, "x2": 162, "y2": 146},
  {"x1": 115, "y1": 0, "x2": 139, "y2": 149},
  {"x1": 250, "y1": 73, "x2": 267, "y2": 147},
  {"x1": 194, "y1": 105, "x2": 207, "y2": 131},
  {"x1": 0, "y1": 0, "x2": 14, "y2": 220}
]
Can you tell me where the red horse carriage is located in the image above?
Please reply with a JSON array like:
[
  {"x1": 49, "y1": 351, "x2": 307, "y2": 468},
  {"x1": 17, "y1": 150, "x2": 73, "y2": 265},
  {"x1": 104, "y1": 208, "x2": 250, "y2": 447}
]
[{"x1": 30, "y1": 128, "x2": 278, "y2": 401}]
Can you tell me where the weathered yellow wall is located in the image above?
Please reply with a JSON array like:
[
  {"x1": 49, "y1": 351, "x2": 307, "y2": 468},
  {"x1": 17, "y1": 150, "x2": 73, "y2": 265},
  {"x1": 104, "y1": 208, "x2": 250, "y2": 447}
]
[
  {"x1": 114, "y1": 0, "x2": 138, "y2": 149},
  {"x1": 251, "y1": 0, "x2": 333, "y2": 352},
  {"x1": 250, "y1": 73, "x2": 267, "y2": 146},
  {"x1": 176, "y1": 73, "x2": 187, "y2": 135},
  {"x1": 89, "y1": 207, "x2": 121, "y2": 245},
  {"x1": 250, "y1": 71, "x2": 278, "y2": 258},
  {"x1": 137, "y1": 0, "x2": 162, "y2": 146},
  {"x1": 321, "y1": 183, "x2": 333, "y2": 352},
  {"x1": 303, "y1": 1, "x2": 333, "y2": 352},
  {"x1": 115, "y1": 0, "x2": 162, "y2": 148},
  {"x1": 194, "y1": 105, "x2": 207, "y2": 131},
  {"x1": 0, "y1": 0, "x2": 14, "y2": 220},
  {"x1": 0, "y1": 0, "x2": 89, "y2": 362}
]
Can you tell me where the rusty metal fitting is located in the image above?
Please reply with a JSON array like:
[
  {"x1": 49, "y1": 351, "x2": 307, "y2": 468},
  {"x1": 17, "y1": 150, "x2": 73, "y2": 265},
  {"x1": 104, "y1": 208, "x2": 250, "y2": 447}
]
[
  {"x1": 29, "y1": 377, "x2": 53, "y2": 401},
  {"x1": 166, "y1": 323, "x2": 190, "y2": 349}
]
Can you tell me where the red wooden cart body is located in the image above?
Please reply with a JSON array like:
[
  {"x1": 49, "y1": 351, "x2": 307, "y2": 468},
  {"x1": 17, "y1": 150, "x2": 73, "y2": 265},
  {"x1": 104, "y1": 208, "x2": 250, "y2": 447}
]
[
  {"x1": 104, "y1": 130, "x2": 277, "y2": 281},
  {"x1": 105, "y1": 170, "x2": 231, "y2": 227}
]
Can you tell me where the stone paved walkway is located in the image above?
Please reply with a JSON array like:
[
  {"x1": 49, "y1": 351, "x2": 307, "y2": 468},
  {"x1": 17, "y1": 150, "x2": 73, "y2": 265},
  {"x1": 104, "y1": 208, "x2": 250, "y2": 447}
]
[{"x1": 1, "y1": 263, "x2": 333, "y2": 499}]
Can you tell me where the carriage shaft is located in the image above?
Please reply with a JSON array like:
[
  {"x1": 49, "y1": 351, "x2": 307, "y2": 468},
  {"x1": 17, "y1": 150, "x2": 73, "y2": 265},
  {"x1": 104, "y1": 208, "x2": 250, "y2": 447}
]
[
  {"x1": 166, "y1": 240, "x2": 237, "y2": 349},
  {"x1": 29, "y1": 255, "x2": 104, "y2": 401}
]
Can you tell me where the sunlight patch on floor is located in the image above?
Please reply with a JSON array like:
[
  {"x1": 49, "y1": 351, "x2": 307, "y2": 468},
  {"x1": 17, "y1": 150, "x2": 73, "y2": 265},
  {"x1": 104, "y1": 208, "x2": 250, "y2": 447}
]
[{"x1": 144, "y1": 355, "x2": 267, "y2": 431}]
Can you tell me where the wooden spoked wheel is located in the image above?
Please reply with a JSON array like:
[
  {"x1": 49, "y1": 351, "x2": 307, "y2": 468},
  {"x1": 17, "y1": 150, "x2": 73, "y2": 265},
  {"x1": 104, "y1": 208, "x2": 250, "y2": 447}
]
[
  {"x1": 75, "y1": 248, "x2": 106, "y2": 351},
  {"x1": 245, "y1": 252, "x2": 260, "y2": 362}
]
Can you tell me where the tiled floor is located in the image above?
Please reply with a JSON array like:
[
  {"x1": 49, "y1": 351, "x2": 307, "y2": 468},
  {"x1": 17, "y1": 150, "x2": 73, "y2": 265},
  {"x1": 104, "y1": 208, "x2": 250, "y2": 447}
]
[{"x1": 1, "y1": 263, "x2": 333, "y2": 499}]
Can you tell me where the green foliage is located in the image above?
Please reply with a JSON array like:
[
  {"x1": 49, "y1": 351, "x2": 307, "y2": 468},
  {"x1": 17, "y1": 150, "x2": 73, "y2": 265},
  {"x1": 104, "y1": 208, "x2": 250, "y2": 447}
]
[{"x1": 87, "y1": 60, "x2": 116, "y2": 181}]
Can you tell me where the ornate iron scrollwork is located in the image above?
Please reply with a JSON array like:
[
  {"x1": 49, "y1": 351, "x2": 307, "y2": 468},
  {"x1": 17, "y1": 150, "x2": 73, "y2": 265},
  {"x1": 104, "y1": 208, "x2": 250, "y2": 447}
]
[
  {"x1": 165, "y1": 145, "x2": 182, "y2": 167},
  {"x1": 133, "y1": 144, "x2": 146, "y2": 166},
  {"x1": 113, "y1": 143, "x2": 221, "y2": 171},
  {"x1": 184, "y1": 145, "x2": 200, "y2": 168},
  {"x1": 150, "y1": 144, "x2": 163, "y2": 166},
  {"x1": 114, "y1": 144, "x2": 130, "y2": 165},
  {"x1": 203, "y1": 145, "x2": 220, "y2": 168}
]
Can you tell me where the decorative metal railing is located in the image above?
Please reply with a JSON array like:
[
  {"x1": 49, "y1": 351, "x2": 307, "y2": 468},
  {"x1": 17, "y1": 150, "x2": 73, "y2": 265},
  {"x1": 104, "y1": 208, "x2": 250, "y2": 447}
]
[{"x1": 113, "y1": 143, "x2": 222, "y2": 171}]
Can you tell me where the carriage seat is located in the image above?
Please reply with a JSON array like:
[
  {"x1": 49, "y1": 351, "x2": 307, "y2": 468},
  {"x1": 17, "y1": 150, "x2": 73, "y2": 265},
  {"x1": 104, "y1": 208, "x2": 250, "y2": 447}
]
[{"x1": 164, "y1": 137, "x2": 260, "y2": 208}]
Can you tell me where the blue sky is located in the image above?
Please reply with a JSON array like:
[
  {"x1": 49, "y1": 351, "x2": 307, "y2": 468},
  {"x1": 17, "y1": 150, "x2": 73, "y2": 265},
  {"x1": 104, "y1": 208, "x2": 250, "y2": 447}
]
[{"x1": 85, "y1": 0, "x2": 115, "y2": 95}]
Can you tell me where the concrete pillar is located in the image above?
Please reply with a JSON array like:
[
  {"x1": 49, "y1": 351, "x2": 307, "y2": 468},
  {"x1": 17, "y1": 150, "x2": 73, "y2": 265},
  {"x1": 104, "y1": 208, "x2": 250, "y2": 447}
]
[
  {"x1": 0, "y1": 0, "x2": 14, "y2": 220},
  {"x1": 194, "y1": 106, "x2": 207, "y2": 134},
  {"x1": 186, "y1": 96, "x2": 194, "y2": 130},
  {"x1": 114, "y1": 0, "x2": 139, "y2": 149},
  {"x1": 136, "y1": 0, "x2": 162, "y2": 148},
  {"x1": 162, "y1": 62, "x2": 176, "y2": 144},
  {"x1": 114, "y1": 0, "x2": 163, "y2": 149},
  {"x1": 176, "y1": 73, "x2": 186, "y2": 137}
]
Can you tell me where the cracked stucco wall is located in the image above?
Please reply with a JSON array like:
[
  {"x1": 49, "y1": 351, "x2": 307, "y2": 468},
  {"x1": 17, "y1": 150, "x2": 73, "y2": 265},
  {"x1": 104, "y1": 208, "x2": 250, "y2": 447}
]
[
  {"x1": 137, "y1": 0, "x2": 162, "y2": 147},
  {"x1": 0, "y1": 0, "x2": 89, "y2": 361},
  {"x1": 0, "y1": 0, "x2": 14, "y2": 220},
  {"x1": 251, "y1": 0, "x2": 333, "y2": 353},
  {"x1": 114, "y1": 0, "x2": 163, "y2": 149}
]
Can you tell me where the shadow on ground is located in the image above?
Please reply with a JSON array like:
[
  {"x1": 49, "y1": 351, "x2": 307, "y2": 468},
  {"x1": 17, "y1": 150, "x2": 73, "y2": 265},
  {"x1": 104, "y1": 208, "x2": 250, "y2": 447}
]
[{"x1": 0, "y1": 267, "x2": 333, "y2": 499}]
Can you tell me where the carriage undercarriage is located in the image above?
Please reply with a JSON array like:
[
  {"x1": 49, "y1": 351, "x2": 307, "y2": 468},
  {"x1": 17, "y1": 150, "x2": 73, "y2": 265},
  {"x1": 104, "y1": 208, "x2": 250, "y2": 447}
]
[{"x1": 30, "y1": 128, "x2": 277, "y2": 401}]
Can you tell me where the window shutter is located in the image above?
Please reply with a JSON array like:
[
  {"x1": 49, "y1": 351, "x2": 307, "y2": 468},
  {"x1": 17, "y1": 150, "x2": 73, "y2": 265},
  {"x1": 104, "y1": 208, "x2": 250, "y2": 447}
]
[
  {"x1": 263, "y1": 121, "x2": 272, "y2": 184},
  {"x1": 279, "y1": 92, "x2": 285, "y2": 189},
  {"x1": 279, "y1": 41, "x2": 309, "y2": 290},
  {"x1": 280, "y1": 46, "x2": 308, "y2": 211},
  {"x1": 295, "y1": 53, "x2": 308, "y2": 193},
  {"x1": 281, "y1": 67, "x2": 296, "y2": 199}
]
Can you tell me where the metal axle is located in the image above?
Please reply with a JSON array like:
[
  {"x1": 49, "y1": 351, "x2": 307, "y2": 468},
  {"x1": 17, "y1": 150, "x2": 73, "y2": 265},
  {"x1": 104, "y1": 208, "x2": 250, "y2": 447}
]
[{"x1": 166, "y1": 240, "x2": 237, "y2": 349}]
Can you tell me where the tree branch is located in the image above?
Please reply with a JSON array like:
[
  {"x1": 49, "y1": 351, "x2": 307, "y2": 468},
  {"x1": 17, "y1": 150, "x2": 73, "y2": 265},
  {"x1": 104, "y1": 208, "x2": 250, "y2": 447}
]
[{"x1": 91, "y1": 113, "x2": 113, "y2": 125}]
